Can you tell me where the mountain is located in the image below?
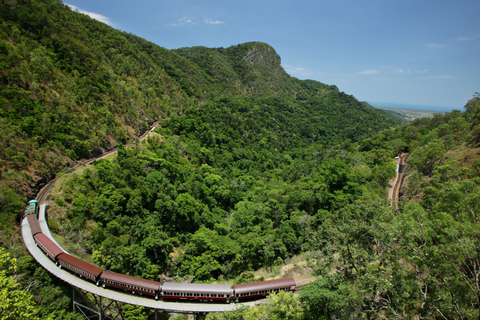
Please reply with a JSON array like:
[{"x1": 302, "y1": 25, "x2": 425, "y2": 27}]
[
  {"x1": 0, "y1": 0, "x2": 401, "y2": 201},
  {"x1": 3, "y1": 1, "x2": 480, "y2": 319}
]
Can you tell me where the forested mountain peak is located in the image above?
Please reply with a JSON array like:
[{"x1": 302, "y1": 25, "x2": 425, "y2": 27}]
[
  {"x1": 245, "y1": 42, "x2": 279, "y2": 62},
  {"x1": 0, "y1": 0, "x2": 400, "y2": 199}
]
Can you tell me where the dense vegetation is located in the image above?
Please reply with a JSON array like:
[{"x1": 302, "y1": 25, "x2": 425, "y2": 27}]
[
  {"x1": 0, "y1": 0, "x2": 397, "y2": 199},
  {"x1": 1, "y1": 0, "x2": 479, "y2": 319}
]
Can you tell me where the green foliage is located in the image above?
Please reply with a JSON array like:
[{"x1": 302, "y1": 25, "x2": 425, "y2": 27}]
[
  {"x1": 122, "y1": 304, "x2": 152, "y2": 320},
  {"x1": 0, "y1": 187, "x2": 26, "y2": 234},
  {"x1": 0, "y1": 247, "x2": 41, "y2": 320},
  {"x1": 60, "y1": 113, "x2": 395, "y2": 281},
  {"x1": 207, "y1": 292, "x2": 304, "y2": 320},
  {"x1": 0, "y1": 0, "x2": 399, "y2": 199},
  {"x1": 6, "y1": 1, "x2": 480, "y2": 319},
  {"x1": 299, "y1": 276, "x2": 347, "y2": 320}
]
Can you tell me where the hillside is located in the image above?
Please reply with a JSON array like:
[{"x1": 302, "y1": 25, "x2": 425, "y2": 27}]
[
  {"x1": 0, "y1": 0, "x2": 479, "y2": 319},
  {"x1": 0, "y1": 0, "x2": 400, "y2": 201},
  {"x1": 0, "y1": 0, "x2": 430, "y2": 319}
]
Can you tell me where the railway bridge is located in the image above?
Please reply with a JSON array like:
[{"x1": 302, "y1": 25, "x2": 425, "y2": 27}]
[
  {"x1": 21, "y1": 123, "x2": 260, "y2": 319},
  {"x1": 22, "y1": 203, "x2": 259, "y2": 318}
]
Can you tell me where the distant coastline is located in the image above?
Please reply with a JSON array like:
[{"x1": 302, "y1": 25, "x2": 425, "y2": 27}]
[{"x1": 368, "y1": 101, "x2": 460, "y2": 113}]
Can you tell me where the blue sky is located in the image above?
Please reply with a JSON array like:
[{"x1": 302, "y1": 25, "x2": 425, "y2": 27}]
[{"x1": 65, "y1": 0, "x2": 480, "y2": 110}]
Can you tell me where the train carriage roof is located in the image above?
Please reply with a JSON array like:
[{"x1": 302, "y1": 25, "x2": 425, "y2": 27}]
[
  {"x1": 233, "y1": 278, "x2": 296, "y2": 294},
  {"x1": 33, "y1": 233, "x2": 64, "y2": 258},
  {"x1": 27, "y1": 214, "x2": 42, "y2": 236},
  {"x1": 57, "y1": 253, "x2": 103, "y2": 277},
  {"x1": 161, "y1": 282, "x2": 233, "y2": 294},
  {"x1": 101, "y1": 270, "x2": 161, "y2": 291}
]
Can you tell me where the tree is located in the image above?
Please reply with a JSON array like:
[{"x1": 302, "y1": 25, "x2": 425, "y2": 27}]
[
  {"x1": 244, "y1": 291, "x2": 304, "y2": 320},
  {"x1": 206, "y1": 292, "x2": 304, "y2": 320},
  {"x1": 122, "y1": 304, "x2": 152, "y2": 320},
  {"x1": 0, "y1": 187, "x2": 26, "y2": 234},
  {"x1": 0, "y1": 247, "x2": 42, "y2": 320}
]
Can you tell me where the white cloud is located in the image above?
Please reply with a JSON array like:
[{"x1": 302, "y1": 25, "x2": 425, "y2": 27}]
[
  {"x1": 283, "y1": 64, "x2": 310, "y2": 77},
  {"x1": 67, "y1": 4, "x2": 113, "y2": 26},
  {"x1": 204, "y1": 18, "x2": 224, "y2": 25},
  {"x1": 418, "y1": 69, "x2": 429, "y2": 73},
  {"x1": 426, "y1": 43, "x2": 445, "y2": 48},
  {"x1": 284, "y1": 65, "x2": 307, "y2": 72},
  {"x1": 170, "y1": 15, "x2": 225, "y2": 26},
  {"x1": 424, "y1": 75, "x2": 452, "y2": 79},
  {"x1": 170, "y1": 15, "x2": 196, "y2": 26},
  {"x1": 457, "y1": 36, "x2": 474, "y2": 41},
  {"x1": 358, "y1": 69, "x2": 380, "y2": 74}
]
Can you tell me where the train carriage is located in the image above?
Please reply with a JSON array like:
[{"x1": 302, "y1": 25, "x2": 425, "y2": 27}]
[
  {"x1": 56, "y1": 253, "x2": 104, "y2": 285},
  {"x1": 233, "y1": 278, "x2": 296, "y2": 302},
  {"x1": 33, "y1": 233, "x2": 64, "y2": 261},
  {"x1": 27, "y1": 214, "x2": 42, "y2": 236},
  {"x1": 161, "y1": 282, "x2": 233, "y2": 303},
  {"x1": 100, "y1": 271, "x2": 161, "y2": 299}
]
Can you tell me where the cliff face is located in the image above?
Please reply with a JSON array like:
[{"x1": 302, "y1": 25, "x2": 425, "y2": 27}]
[
  {"x1": 174, "y1": 41, "x2": 301, "y2": 98},
  {"x1": 243, "y1": 42, "x2": 282, "y2": 70}
]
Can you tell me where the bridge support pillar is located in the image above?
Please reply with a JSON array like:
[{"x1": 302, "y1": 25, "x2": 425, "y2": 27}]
[{"x1": 73, "y1": 286, "x2": 125, "y2": 320}]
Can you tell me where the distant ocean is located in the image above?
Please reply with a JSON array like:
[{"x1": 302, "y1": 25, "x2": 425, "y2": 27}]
[{"x1": 368, "y1": 101, "x2": 460, "y2": 113}]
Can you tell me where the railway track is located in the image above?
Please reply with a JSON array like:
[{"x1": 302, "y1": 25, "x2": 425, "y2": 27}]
[
  {"x1": 25, "y1": 122, "x2": 271, "y2": 313},
  {"x1": 389, "y1": 153, "x2": 407, "y2": 208}
]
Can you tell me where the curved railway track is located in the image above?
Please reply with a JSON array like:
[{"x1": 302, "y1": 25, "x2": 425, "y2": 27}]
[
  {"x1": 22, "y1": 123, "x2": 265, "y2": 313},
  {"x1": 24, "y1": 122, "x2": 385, "y2": 313}
]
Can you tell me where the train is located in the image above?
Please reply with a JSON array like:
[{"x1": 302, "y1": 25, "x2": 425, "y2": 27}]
[
  {"x1": 25, "y1": 199, "x2": 38, "y2": 218},
  {"x1": 26, "y1": 201, "x2": 296, "y2": 303}
]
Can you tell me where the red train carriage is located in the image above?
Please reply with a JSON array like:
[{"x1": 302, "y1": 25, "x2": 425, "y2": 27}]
[
  {"x1": 233, "y1": 278, "x2": 296, "y2": 302},
  {"x1": 27, "y1": 214, "x2": 42, "y2": 236},
  {"x1": 33, "y1": 233, "x2": 64, "y2": 261},
  {"x1": 161, "y1": 282, "x2": 233, "y2": 303},
  {"x1": 56, "y1": 253, "x2": 104, "y2": 285},
  {"x1": 100, "y1": 271, "x2": 161, "y2": 299}
]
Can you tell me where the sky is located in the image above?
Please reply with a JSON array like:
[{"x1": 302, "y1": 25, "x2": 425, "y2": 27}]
[{"x1": 64, "y1": 0, "x2": 480, "y2": 111}]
